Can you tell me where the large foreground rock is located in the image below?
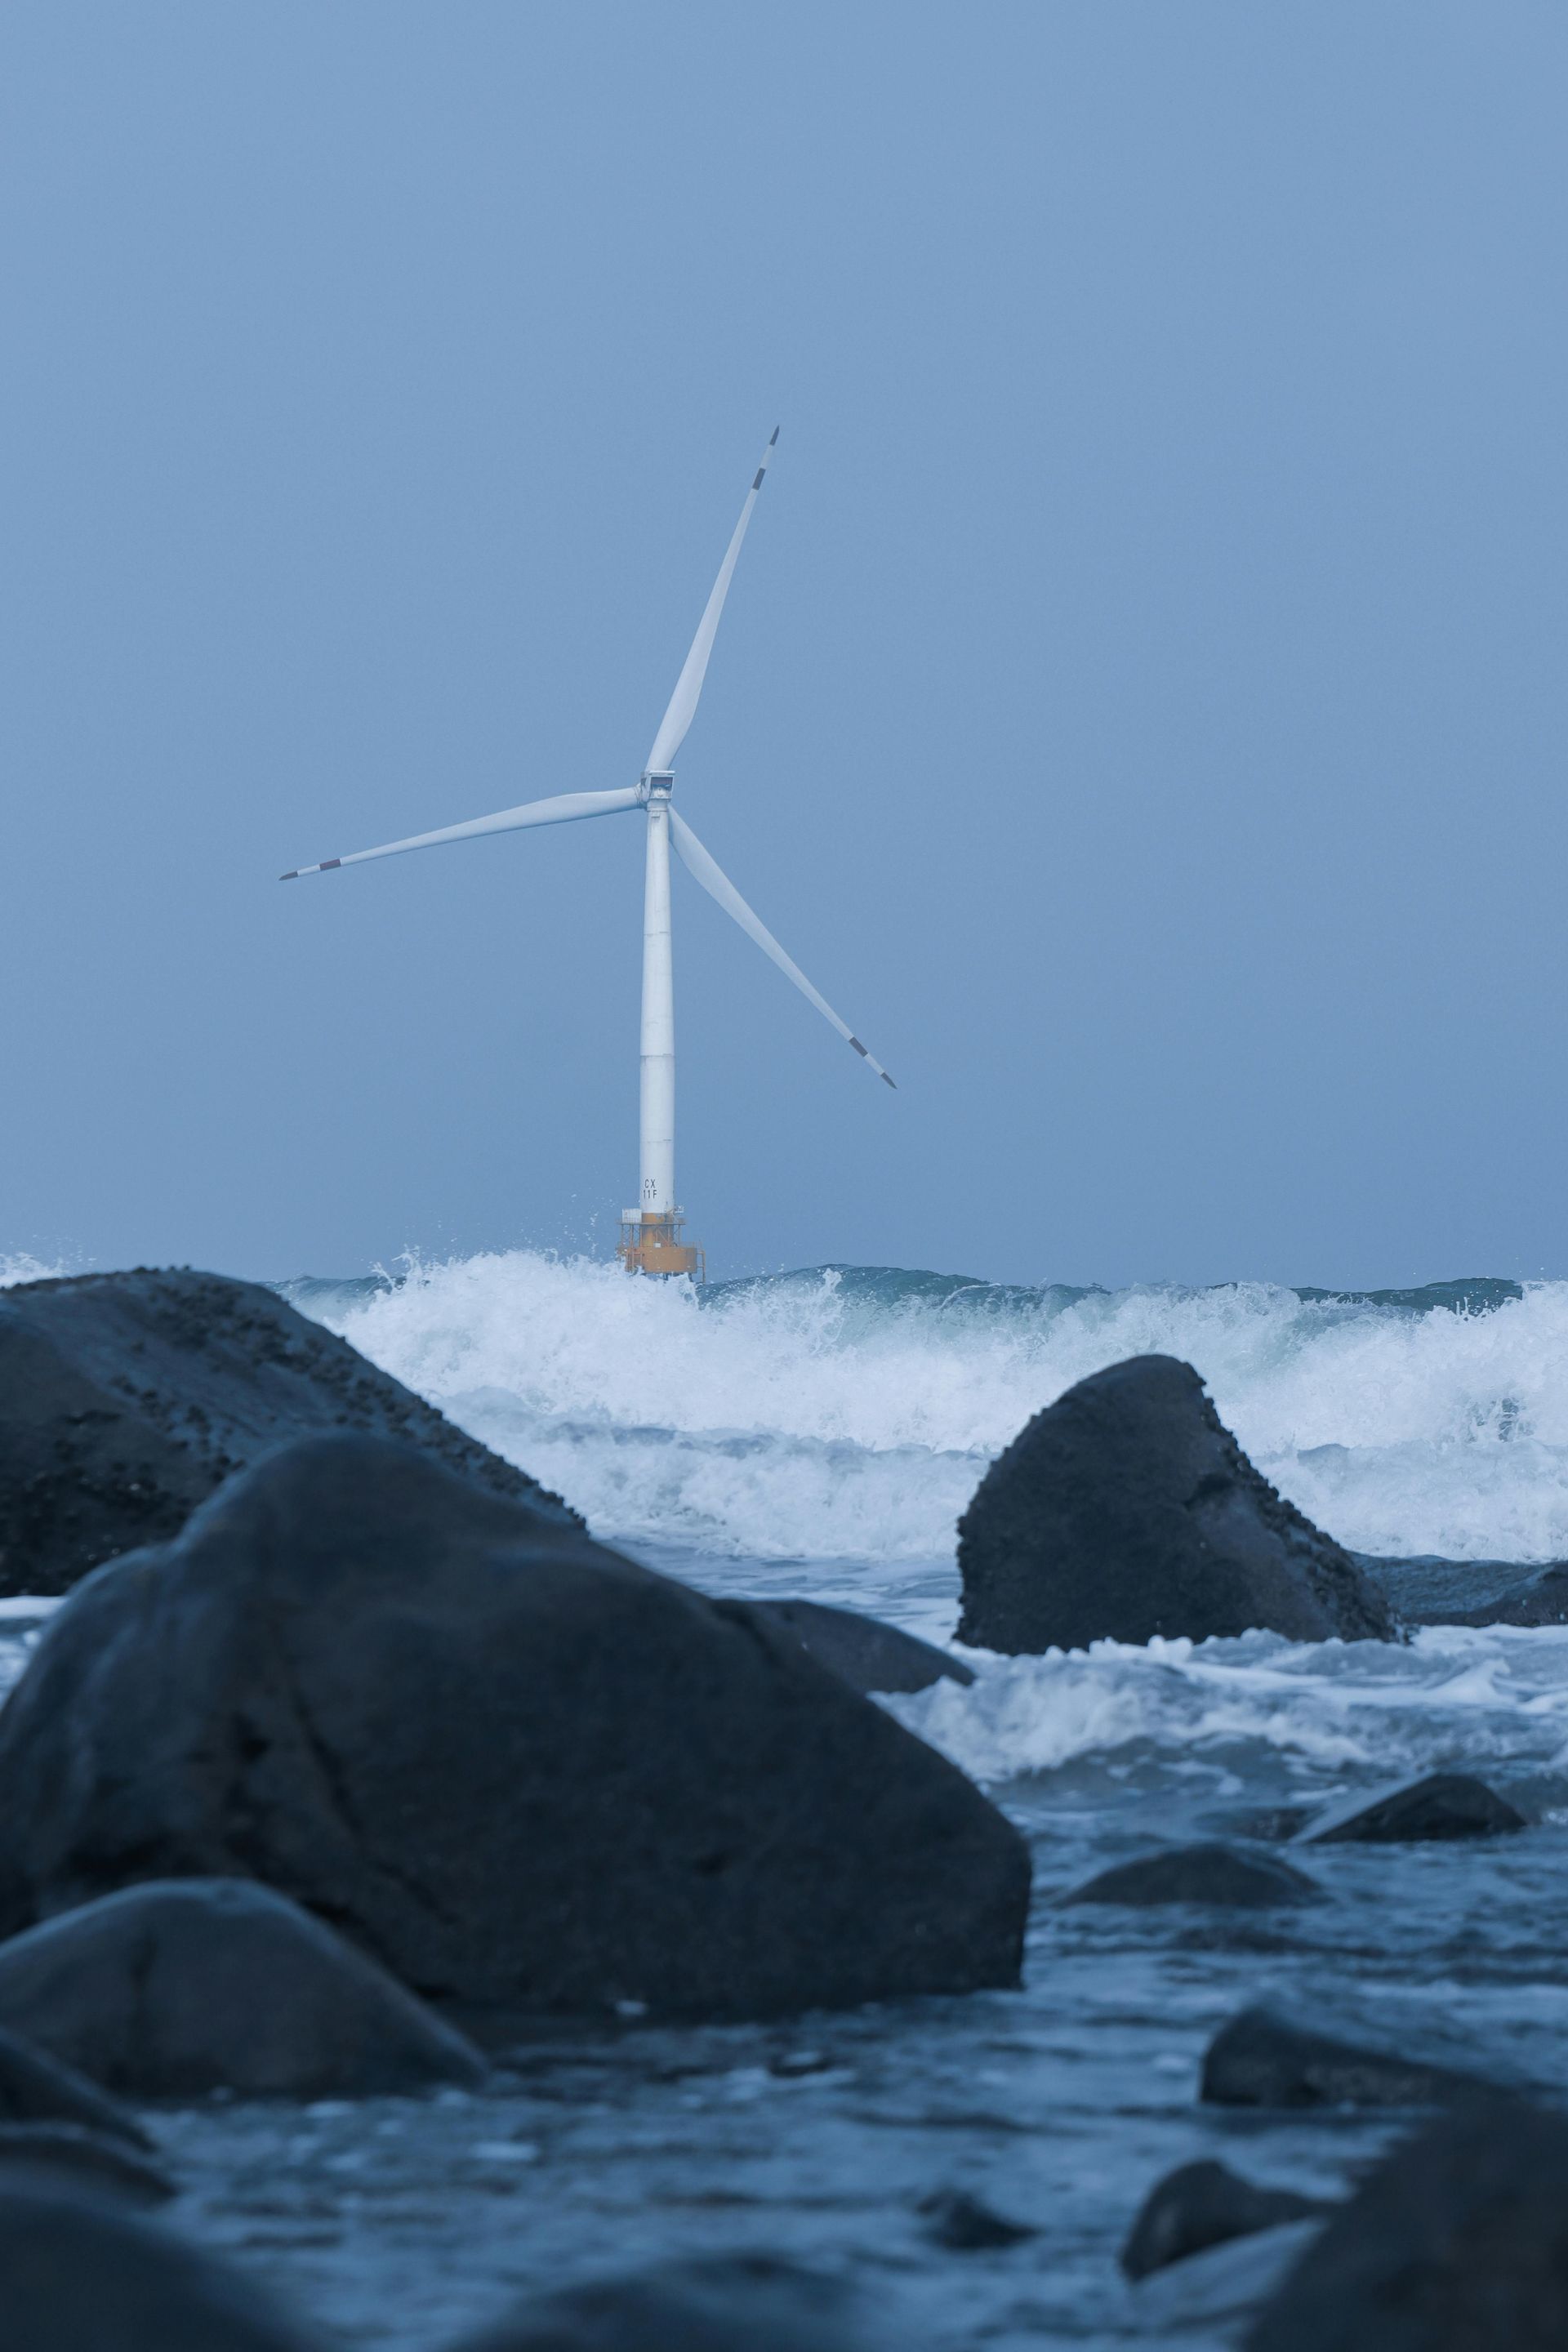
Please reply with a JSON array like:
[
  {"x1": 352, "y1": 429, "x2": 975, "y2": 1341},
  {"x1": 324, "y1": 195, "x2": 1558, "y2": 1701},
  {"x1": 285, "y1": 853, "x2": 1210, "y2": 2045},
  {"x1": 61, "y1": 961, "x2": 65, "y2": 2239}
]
[
  {"x1": 0, "y1": 1435, "x2": 1029, "y2": 2020},
  {"x1": 0, "y1": 1880, "x2": 486, "y2": 2099},
  {"x1": 0, "y1": 1267, "x2": 577, "y2": 1597},
  {"x1": 956, "y1": 1355, "x2": 1396, "y2": 1653},
  {"x1": 1246, "y1": 2096, "x2": 1568, "y2": 2351},
  {"x1": 0, "y1": 2175, "x2": 319, "y2": 2350}
]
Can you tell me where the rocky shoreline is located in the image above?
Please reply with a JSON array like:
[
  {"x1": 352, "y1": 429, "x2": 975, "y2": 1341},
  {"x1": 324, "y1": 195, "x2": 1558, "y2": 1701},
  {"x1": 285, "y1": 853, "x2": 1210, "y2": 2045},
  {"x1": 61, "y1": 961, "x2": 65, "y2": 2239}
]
[{"x1": 0, "y1": 1269, "x2": 1562, "y2": 2348}]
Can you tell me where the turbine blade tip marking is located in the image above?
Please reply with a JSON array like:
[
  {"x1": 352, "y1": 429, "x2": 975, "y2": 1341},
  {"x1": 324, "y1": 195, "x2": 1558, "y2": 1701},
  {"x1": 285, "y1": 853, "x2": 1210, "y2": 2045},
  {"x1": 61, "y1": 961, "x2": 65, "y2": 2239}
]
[
  {"x1": 882, "y1": 1072, "x2": 898, "y2": 1089},
  {"x1": 769, "y1": 426, "x2": 780, "y2": 443},
  {"x1": 849, "y1": 1037, "x2": 868, "y2": 1057},
  {"x1": 279, "y1": 870, "x2": 298, "y2": 881},
  {"x1": 751, "y1": 469, "x2": 766, "y2": 490},
  {"x1": 320, "y1": 858, "x2": 341, "y2": 871}
]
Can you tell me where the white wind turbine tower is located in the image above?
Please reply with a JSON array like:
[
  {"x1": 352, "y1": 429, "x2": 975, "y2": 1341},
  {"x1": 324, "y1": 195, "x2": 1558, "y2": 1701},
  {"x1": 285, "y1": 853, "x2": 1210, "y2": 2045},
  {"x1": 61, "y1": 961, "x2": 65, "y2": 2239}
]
[{"x1": 282, "y1": 430, "x2": 894, "y2": 1279}]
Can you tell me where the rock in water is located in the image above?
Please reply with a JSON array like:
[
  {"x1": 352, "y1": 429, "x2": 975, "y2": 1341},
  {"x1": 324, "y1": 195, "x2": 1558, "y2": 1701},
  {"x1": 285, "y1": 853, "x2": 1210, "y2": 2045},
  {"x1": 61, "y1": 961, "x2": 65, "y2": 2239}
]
[
  {"x1": 1246, "y1": 2096, "x2": 1568, "y2": 2351},
  {"x1": 1062, "y1": 1844, "x2": 1320, "y2": 1909},
  {"x1": 1298, "y1": 1772, "x2": 1526, "y2": 1845},
  {"x1": 0, "y1": 1881, "x2": 487, "y2": 2099},
  {"x1": 1202, "y1": 2006, "x2": 1495, "y2": 2109},
  {"x1": 1122, "y1": 2158, "x2": 1333, "y2": 2280},
  {"x1": 0, "y1": 1267, "x2": 578, "y2": 1597},
  {"x1": 746, "y1": 1598, "x2": 975, "y2": 1694},
  {"x1": 0, "y1": 2123, "x2": 175, "y2": 2206},
  {"x1": 0, "y1": 1434, "x2": 1029, "y2": 2020},
  {"x1": 0, "y1": 2174, "x2": 320, "y2": 2350},
  {"x1": 447, "y1": 2255, "x2": 872, "y2": 2352},
  {"x1": 956, "y1": 1355, "x2": 1395, "y2": 1653},
  {"x1": 0, "y1": 2025, "x2": 151, "y2": 2151}
]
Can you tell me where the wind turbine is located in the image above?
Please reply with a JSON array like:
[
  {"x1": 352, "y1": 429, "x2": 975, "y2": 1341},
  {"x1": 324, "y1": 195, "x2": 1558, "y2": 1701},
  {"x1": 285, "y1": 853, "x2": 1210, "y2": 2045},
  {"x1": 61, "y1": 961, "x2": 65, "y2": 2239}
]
[{"x1": 281, "y1": 430, "x2": 895, "y2": 1279}]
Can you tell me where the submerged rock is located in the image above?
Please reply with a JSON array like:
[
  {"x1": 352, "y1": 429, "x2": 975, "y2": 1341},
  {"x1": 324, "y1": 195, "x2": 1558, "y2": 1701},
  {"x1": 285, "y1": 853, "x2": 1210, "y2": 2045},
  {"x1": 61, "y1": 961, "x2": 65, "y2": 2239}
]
[
  {"x1": 0, "y1": 2174, "x2": 320, "y2": 2350},
  {"x1": 1202, "y1": 2005, "x2": 1494, "y2": 2109},
  {"x1": 0, "y1": 1266, "x2": 578, "y2": 1597},
  {"x1": 916, "y1": 2185, "x2": 1037, "y2": 2250},
  {"x1": 0, "y1": 1880, "x2": 487, "y2": 2100},
  {"x1": 956, "y1": 1355, "x2": 1394, "y2": 1654},
  {"x1": 747, "y1": 1598, "x2": 974, "y2": 1695},
  {"x1": 0, "y1": 1434, "x2": 1029, "y2": 2021},
  {"x1": 1298, "y1": 1771, "x2": 1526, "y2": 1845},
  {"x1": 1062, "y1": 1844, "x2": 1320, "y2": 1909},
  {"x1": 1121, "y1": 2158, "x2": 1333, "y2": 2280},
  {"x1": 1246, "y1": 2096, "x2": 1568, "y2": 2351},
  {"x1": 1361, "y1": 1552, "x2": 1568, "y2": 1628},
  {"x1": 447, "y1": 2253, "x2": 872, "y2": 2352},
  {"x1": 0, "y1": 2122, "x2": 175, "y2": 2206},
  {"x1": 0, "y1": 2025, "x2": 151, "y2": 2151}
]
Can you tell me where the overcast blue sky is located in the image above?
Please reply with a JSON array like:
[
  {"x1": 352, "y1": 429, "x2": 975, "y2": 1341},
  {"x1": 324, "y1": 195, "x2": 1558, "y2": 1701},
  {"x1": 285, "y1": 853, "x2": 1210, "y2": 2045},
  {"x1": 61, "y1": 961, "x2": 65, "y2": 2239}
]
[{"x1": 2, "y1": 2, "x2": 1564, "y2": 1289}]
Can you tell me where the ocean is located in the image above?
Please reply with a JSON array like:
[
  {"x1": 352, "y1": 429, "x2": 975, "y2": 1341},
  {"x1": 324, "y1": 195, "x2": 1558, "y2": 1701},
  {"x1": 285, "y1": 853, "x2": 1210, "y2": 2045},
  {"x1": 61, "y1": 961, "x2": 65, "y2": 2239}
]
[{"x1": 6, "y1": 1254, "x2": 1568, "y2": 2345}]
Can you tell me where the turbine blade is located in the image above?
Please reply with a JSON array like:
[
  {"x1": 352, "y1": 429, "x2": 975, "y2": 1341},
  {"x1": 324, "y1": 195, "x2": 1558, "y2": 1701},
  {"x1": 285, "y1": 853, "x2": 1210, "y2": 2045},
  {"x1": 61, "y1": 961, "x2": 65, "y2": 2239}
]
[
  {"x1": 669, "y1": 809, "x2": 896, "y2": 1088},
  {"x1": 280, "y1": 786, "x2": 642, "y2": 879},
  {"x1": 644, "y1": 429, "x2": 779, "y2": 776}
]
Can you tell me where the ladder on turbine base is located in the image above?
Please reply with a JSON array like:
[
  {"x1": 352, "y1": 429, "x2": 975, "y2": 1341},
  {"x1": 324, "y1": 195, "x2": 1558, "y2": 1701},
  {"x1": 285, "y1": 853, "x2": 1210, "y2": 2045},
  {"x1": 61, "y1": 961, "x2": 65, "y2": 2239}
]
[{"x1": 617, "y1": 1210, "x2": 706, "y2": 1282}]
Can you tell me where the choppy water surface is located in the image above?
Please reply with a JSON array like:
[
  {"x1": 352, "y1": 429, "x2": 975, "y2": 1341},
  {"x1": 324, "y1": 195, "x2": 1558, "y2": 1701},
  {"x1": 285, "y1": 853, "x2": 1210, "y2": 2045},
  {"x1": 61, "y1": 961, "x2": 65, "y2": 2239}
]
[{"x1": 7, "y1": 1255, "x2": 1568, "y2": 2345}]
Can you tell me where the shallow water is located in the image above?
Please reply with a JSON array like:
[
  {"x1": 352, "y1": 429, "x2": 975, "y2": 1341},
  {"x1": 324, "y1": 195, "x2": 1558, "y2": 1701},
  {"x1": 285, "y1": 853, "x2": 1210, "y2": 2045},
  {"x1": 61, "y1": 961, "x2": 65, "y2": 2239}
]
[{"x1": 7, "y1": 1254, "x2": 1568, "y2": 2345}]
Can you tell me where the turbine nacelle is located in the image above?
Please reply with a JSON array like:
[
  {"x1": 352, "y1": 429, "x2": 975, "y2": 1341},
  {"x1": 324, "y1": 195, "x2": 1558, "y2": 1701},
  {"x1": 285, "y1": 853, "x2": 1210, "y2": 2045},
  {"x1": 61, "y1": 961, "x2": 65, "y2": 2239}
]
[{"x1": 639, "y1": 772, "x2": 675, "y2": 803}]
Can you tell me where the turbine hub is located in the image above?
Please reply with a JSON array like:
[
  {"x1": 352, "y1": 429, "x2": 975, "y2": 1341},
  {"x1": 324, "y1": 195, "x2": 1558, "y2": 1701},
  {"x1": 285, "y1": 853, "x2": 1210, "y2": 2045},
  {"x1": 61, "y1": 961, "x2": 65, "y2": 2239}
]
[{"x1": 639, "y1": 771, "x2": 674, "y2": 803}]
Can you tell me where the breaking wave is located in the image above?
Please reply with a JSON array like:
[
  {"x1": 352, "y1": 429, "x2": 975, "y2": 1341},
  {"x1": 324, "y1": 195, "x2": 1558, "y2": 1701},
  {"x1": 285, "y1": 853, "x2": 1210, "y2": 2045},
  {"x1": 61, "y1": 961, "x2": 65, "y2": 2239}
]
[{"x1": 287, "y1": 1253, "x2": 1568, "y2": 1575}]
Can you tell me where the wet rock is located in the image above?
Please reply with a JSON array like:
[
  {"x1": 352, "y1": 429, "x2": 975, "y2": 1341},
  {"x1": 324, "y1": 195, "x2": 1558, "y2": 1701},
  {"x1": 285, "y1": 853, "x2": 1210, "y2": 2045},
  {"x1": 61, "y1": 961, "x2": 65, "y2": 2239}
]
[
  {"x1": 956, "y1": 1355, "x2": 1394, "y2": 1654},
  {"x1": 917, "y1": 2185, "x2": 1037, "y2": 2250},
  {"x1": 447, "y1": 2253, "x2": 871, "y2": 2351},
  {"x1": 0, "y1": 2122, "x2": 175, "y2": 2205},
  {"x1": 1361, "y1": 1552, "x2": 1568, "y2": 1628},
  {"x1": 1062, "y1": 1843, "x2": 1320, "y2": 1909},
  {"x1": 1131, "y1": 2221, "x2": 1324, "y2": 2337},
  {"x1": 0, "y1": 1434, "x2": 1030, "y2": 2020},
  {"x1": 1202, "y1": 2005, "x2": 1494, "y2": 2109},
  {"x1": 748, "y1": 1597, "x2": 974, "y2": 1694},
  {"x1": 0, "y1": 1266, "x2": 578, "y2": 1597},
  {"x1": 1246, "y1": 2096, "x2": 1568, "y2": 2351},
  {"x1": 0, "y1": 1880, "x2": 487, "y2": 2100},
  {"x1": 1121, "y1": 2158, "x2": 1333, "y2": 2279},
  {"x1": 0, "y1": 2025, "x2": 151, "y2": 2151},
  {"x1": 0, "y1": 2173, "x2": 320, "y2": 2350},
  {"x1": 1298, "y1": 1771, "x2": 1526, "y2": 1845}
]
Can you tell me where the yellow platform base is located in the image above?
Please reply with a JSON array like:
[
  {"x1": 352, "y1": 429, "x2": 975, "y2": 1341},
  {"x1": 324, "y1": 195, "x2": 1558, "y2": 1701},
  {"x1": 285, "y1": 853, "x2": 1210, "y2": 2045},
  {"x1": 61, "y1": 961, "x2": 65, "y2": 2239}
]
[{"x1": 617, "y1": 1212, "x2": 706, "y2": 1281}]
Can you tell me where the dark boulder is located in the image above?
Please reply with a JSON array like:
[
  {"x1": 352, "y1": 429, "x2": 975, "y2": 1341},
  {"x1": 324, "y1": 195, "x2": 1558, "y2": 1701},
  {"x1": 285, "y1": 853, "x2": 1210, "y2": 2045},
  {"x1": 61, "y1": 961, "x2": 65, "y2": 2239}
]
[
  {"x1": 1202, "y1": 2006, "x2": 1495, "y2": 2109},
  {"x1": 0, "y1": 2174, "x2": 319, "y2": 2350},
  {"x1": 1122, "y1": 2158, "x2": 1333, "y2": 2280},
  {"x1": 956, "y1": 1356, "x2": 1394, "y2": 1653},
  {"x1": 747, "y1": 1598, "x2": 974, "y2": 1695},
  {"x1": 1361, "y1": 1552, "x2": 1568, "y2": 1628},
  {"x1": 916, "y1": 2185, "x2": 1037, "y2": 2250},
  {"x1": 0, "y1": 2123, "x2": 175, "y2": 2205},
  {"x1": 0, "y1": 1434, "x2": 1029, "y2": 2021},
  {"x1": 1298, "y1": 1772, "x2": 1526, "y2": 1845},
  {"x1": 0, "y1": 1266, "x2": 577, "y2": 1597},
  {"x1": 1246, "y1": 2096, "x2": 1568, "y2": 2351},
  {"x1": 1062, "y1": 1844, "x2": 1320, "y2": 1909},
  {"x1": 0, "y1": 2025, "x2": 151, "y2": 2150},
  {"x1": 0, "y1": 1880, "x2": 486, "y2": 2099},
  {"x1": 447, "y1": 2255, "x2": 871, "y2": 2352}
]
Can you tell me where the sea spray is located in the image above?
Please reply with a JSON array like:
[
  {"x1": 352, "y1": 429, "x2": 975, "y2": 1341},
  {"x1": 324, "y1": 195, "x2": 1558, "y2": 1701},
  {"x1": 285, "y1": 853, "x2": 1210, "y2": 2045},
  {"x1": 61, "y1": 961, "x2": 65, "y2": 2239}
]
[{"x1": 297, "y1": 1253, "x2": 1568, "y2": 1568}]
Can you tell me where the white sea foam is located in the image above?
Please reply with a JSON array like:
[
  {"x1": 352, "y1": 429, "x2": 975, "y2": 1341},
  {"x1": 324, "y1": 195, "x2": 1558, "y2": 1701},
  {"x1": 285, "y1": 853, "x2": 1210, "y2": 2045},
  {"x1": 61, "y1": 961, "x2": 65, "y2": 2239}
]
[
  {"x1": 893, "y1": 1623, "x2": 1568, "y2": 1791},
  {"x1": 308, "y1": 1250, "x2": 1568, "y2": 1573}
]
